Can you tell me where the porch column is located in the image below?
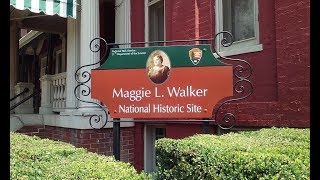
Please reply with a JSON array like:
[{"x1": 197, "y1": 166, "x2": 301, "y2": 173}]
[
  {"x1": 115, "y1": 0, "x2": 133, "y2": 124},
  {"x1": 65, "y1": 18, "x2": 80, "y2": 110},
  {"x1": 78, "y1": 0, "x2": 100, "y2": 110},
  {"x1": 10, "y1": 22, "x2": 19, "y2": 110},
  {"x1": 115, "y1": 0, "x2": 131, "y2": 48}
]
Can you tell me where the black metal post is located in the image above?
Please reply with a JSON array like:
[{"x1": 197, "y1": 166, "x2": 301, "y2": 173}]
[
  {"x1": 113, "y1": 118, "x2": 120, "y2": 161},
  {"x1": 203, "y1": 120, "x2": 210, "y2": 134}
]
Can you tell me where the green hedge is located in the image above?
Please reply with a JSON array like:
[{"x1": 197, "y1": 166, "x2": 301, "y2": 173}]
[
  {"x1": 10, "y1": 132, "x2": 149, "y2": 180},
  {"x1": 155, "y1": 127, "x2": 310, "y2": 180}
]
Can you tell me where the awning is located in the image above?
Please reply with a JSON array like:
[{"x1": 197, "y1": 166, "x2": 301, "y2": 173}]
[{"x1": 10, "y1": 0, "x2": 77, "y2": 19}]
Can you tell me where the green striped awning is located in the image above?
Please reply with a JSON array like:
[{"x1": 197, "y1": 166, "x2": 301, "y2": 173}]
[{"x1": 10, "y1": 0, "x2": 77, "y2": 19}]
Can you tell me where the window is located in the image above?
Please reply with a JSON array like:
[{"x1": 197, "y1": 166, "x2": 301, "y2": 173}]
[
  {"x1": 155, "y1": 128, "x2": 166, "y2": 140},
  {"x1": 215, "y1": 0, "x2": 262, "y2": 57},
  {"x1": 145, "y1": 0, "x2": 165, "y2": 46},
  {"x1": 144, "y1": 125, "x2": 166, "y2": 173}
]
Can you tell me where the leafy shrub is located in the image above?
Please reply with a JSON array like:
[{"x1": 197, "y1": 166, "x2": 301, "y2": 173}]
[
  {"x1": 155, "y1": 127, "x2": 310, "y2": 180},
  {"x1": 10, "y1": 132, "x2": 149, "y2": 180}
]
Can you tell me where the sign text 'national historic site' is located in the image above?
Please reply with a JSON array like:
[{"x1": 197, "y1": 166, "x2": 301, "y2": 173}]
[{"x1": 91, "y1": 45, "x2": 233, "y2": 119}]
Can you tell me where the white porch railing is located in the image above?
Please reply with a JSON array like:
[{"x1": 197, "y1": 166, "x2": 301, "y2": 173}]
[
  {"x1": 52, "y1": 72, "x2": 66, "y2": 112},
  {"x1": 39, "y1": 72, "x2": 67, "y2": 114}
]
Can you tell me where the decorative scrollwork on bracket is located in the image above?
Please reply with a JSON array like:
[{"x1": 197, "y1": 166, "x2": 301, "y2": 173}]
[
  {"x1": 212, "y1": 31, "x2": 254, "y2": 130},
  {"x1": 74, "y1": 37, "x2": 109, "y2": 129},
  {"x1": 73, "y1": 33, "x2": 253, "y2": 129}
]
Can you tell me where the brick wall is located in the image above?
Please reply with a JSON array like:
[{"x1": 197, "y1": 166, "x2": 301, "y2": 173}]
[
  {"x1": 17, "y1": 125, "x2": 135, "y2": 164},
  {"x1": 216, "y1": 0, "x2": 310, "y2": 128},
  {"x1": 131, "y1": 0, "x2": 310, "y2": 128},
  {"x1": 274, "y1": 0, "x2": 310, "y2": 126},
  {"x1": 166, "y1": 0, "x2": 214, "y2": 42}
]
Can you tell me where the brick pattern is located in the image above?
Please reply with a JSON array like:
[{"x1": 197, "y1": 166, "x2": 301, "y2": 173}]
[
  {"x1": 187, "y1": 1, "x2": 307, "y2": 128},
  {"x1": 130, "y1": 3, "x2": 309, "y2": 171},
  {"x1": 212, "y1": 0, "x2": 310, "y2": 128},
  {"x1": 15, "y1": 0, "x2": 310, "y2": 174},
  {"x1": 163, "y1": 0, "x2": 309, "y2": 128},
  {"x1": 166, "y1": 0, "x2": 214, "y2": 42},
  {"x1": 15, "y1": 125, "x2": 45, "y2": 136},
  {"x1": 274, "y1": 0, "x2": 310, "y2": 127},
  {"x1": 16, "y1": 126, "x2": 135, "y2": 164}
]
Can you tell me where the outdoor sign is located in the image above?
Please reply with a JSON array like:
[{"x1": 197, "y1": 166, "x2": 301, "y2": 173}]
[{"x1": 91, "y1": 44, "x2": 233, "y2": 119}]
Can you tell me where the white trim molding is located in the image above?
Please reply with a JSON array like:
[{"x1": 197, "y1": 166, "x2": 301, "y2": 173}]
[
  {"x1": 10, "y1": 114, "x2": 134, "y2": 130},
  {"x1": 215, "y1": 0, "x2": 262, "y2": 57},
  {"x1": 19, "y1": 30, "x2": 43, "y2": 49},
  {"x1": 115, "y1": 0, "x2": 131, "y2": 48},
  {"x1": 214, "y1": 44, "x2": 263, "y2": 58},
  {"x1": 145, "y1": 0, "x2": 166, "y2": 45}
]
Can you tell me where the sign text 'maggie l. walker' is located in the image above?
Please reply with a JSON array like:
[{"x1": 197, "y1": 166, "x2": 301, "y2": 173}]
[
  {"x1": 91, "y1": 45, "x2": 233, "y2": 119},
  {"x1": 113, "y1": 86, "x2": 207, "y2": 113}
]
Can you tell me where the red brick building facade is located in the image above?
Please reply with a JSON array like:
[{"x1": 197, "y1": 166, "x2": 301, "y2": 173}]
[{"x1": 16, "y1": 0, "x2": 310, "y2": 173}]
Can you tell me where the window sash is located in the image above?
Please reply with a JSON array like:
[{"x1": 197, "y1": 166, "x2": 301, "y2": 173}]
[
  {"x1": 148, "y1": 0, "x2": 162, "y2": 6},
  {"x1": 223, "y1": 0, "x2": 255, "y2": 42},
  {"x1": 215, "y1": 0, "x2": 259, "y2": 53},
  {"x1": 149, "y1": 1, "x2": 164, "y2": 42},
  {"x1": 145, "y1": 0, "x2": 165, "y2": 46}
]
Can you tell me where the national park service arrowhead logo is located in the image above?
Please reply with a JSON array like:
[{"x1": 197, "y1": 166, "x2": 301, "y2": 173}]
[{"x1": 189, "y1": 48, "x2": 203, "y2": 65}]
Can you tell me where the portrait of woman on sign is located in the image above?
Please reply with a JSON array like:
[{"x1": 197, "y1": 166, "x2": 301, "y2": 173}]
[{"x1": 146, "y1": 50, "x2": 171, "y2": 84}]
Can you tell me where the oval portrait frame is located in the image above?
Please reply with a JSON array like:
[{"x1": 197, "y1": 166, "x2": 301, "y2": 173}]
[{"x1": 146, "y1": 50, "x2": 171, "y2": 85}]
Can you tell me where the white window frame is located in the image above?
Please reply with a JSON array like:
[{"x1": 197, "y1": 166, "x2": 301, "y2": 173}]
[
  {"x1": 145, "y1": 0, "x2": 166, "y2": 46},
  {"x1": 144, "y1": 124, "x2": 166, "y2": 173},
  {"x1": 214, "y1": 0, "x2": 263, "y2": 58}
]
